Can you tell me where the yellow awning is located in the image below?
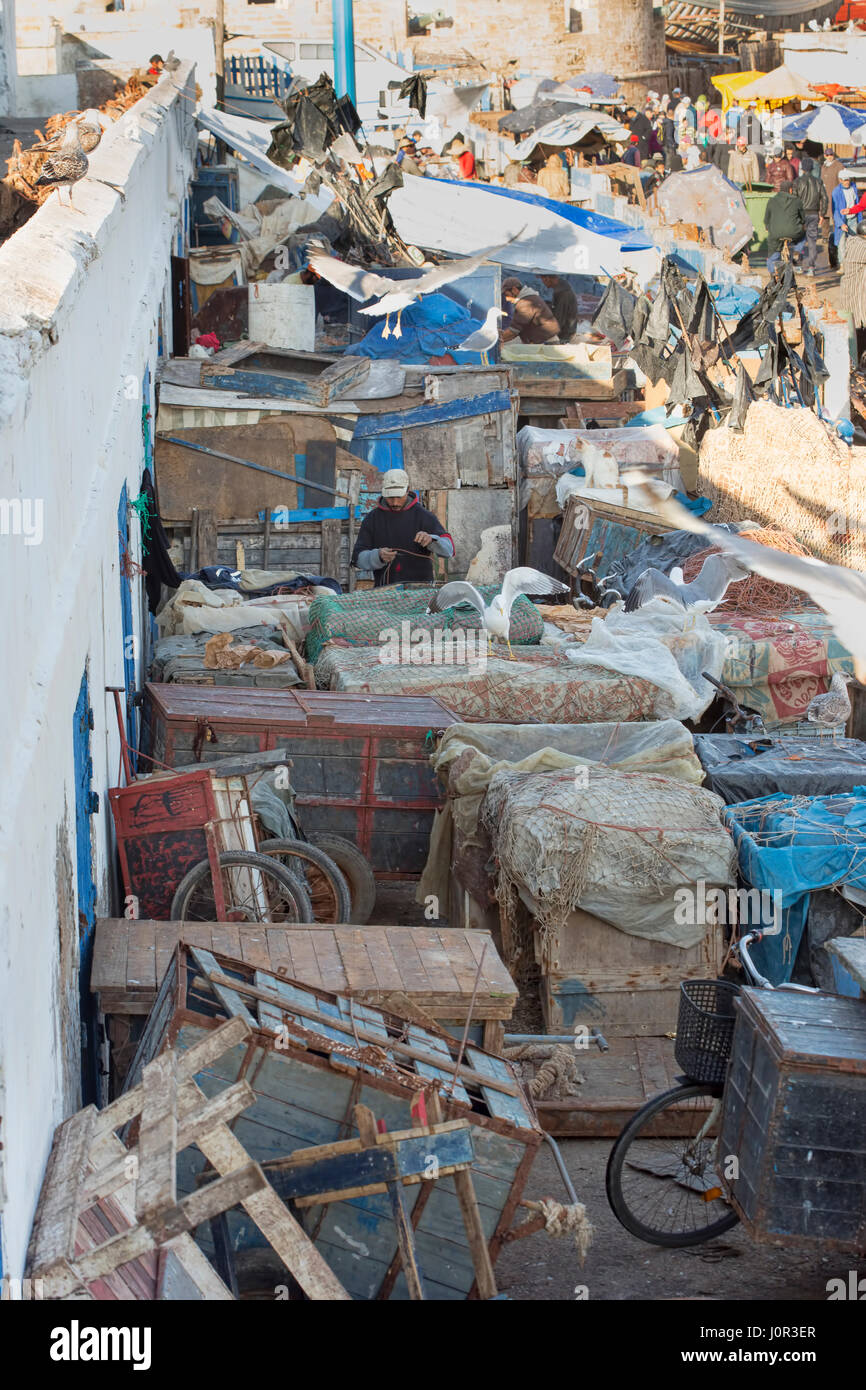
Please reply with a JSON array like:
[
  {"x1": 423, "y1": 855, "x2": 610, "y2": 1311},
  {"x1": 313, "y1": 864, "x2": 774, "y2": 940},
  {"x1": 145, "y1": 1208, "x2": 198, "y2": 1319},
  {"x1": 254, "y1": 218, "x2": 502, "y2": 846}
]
[{"x1": 711, "y1": 71, "x2": 764, "y2": 113}]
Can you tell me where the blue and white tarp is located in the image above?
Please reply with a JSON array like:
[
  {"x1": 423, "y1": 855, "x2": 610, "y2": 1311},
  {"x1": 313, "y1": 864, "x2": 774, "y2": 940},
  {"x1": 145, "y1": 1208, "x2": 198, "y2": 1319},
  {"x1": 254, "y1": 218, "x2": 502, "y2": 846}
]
[
  {"x1": 512, "y1": 111, "x2": 630, "y2": 159},
  {"x1": 780, "y1": 103, "x2": 866, "y2": 148},
  {"x1": 724, "y1": 790, "x2": 866, "y2": 985},
  {"x1": 389, "y1": 174, "x2": 660, "y2": 282}
]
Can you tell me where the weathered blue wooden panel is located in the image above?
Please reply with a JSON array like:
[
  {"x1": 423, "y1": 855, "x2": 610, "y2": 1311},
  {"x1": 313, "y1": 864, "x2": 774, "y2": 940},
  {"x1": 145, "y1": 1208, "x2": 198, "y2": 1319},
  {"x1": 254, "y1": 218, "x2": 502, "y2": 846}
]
[
  {"x1": 351, "y1": 391, "x2": 513, "y2": 439},
  {"x1": 467, "y1": 1049, "x2": 534, "y2": 1129}
]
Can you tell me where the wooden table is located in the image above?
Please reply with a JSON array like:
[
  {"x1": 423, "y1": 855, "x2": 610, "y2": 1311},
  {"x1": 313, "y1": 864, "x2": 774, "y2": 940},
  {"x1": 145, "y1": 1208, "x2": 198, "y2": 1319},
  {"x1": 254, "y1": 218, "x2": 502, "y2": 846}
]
[{"x1": 92, "y1": 919, "x2": 517, "y2": 1051}]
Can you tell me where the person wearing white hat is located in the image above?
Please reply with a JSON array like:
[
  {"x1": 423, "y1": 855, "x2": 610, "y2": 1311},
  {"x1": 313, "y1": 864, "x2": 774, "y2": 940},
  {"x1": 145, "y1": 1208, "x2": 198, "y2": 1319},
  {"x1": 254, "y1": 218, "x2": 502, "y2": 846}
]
[{"x1": 351, "y1": 469, "x2": 454, "y2": 586}]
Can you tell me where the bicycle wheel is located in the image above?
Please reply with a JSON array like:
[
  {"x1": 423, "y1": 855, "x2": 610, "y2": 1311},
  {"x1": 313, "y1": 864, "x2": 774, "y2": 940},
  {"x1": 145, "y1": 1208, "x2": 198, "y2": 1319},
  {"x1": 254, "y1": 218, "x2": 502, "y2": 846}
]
[
  {"x1": 170, "y1": 850, "x2": 313, "y2": 924},
  {"x1": 308, "y1": 833, "x2": 377, "y2": 925},
  {"x1": 606, "y1": 1083, "x2": 739, "y2": 1248},
  {"x1": 257, "y1": 839, "x2": 351, "y2": 924}
]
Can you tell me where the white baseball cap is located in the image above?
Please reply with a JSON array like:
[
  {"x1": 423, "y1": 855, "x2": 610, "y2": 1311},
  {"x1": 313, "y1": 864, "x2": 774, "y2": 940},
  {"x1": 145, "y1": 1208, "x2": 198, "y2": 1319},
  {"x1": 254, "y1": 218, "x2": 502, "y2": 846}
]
[{"x1": 381, "y1": 468, "x2": 409, "y2": 497}]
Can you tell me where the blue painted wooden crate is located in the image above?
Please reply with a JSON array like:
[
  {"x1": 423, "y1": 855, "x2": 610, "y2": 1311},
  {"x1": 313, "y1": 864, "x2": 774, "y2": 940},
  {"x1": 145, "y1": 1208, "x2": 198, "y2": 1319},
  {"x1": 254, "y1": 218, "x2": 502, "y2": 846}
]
[{"x1": 124, "y1": 944, "x2": 541, "y2": 1299}]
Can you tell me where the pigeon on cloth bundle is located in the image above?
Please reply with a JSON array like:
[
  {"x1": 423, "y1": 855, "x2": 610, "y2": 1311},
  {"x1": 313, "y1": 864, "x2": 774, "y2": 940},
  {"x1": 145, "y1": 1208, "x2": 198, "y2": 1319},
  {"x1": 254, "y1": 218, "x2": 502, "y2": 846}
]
[
  {"x1": 427, "y1": 567, "x2": 569, "y2": 656},
  {"x1": 309, "y1": 235, "x2": 523, "y2": 339},
  {"x1": 621, "y1": 470, "x2": 866, "y2": 683}
]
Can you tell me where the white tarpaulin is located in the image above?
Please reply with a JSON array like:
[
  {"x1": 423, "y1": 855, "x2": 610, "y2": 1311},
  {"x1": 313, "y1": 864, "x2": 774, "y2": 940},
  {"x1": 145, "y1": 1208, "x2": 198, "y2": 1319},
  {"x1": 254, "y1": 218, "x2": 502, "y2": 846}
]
[
  {"x1": 513, "y1": 111, "x2": 630, "y2": 159},
  {"x1": 423, "y1": 81, "x2": 491, "y2": 152},
  {"x1": 196, "y1": 108, "x2": 334, "y2": 213},
  {"x1": 388, "y1": 174, "x2": 660, "y2": 281}
]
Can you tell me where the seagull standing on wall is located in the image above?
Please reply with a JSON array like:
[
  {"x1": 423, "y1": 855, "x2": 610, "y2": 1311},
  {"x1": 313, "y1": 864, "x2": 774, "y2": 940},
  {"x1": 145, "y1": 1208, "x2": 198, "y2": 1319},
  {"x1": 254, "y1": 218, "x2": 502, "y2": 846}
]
[
  {"x1": 32, "y1": 110, "x2": 107, "y2": 157},
  {"x1": 33, "y1": 120, "x2": 88, "y2": 209},
  {"x1": 309, "y1": 232, "x2": 524, "y2": 340},
  {"x1": 427, "y1": 567, "x2": 569, "y2": 657}
]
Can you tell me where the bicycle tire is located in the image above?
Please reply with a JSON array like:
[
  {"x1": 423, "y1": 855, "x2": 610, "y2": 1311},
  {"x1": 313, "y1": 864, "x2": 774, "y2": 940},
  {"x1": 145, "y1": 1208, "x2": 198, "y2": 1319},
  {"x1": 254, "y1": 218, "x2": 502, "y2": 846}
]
[
  {"x1": 257, "y1": 839, "x2": 352, "y2": 924},
  {"x1": 170, "y1": 850, "x2": 313, "y2": 924},
  {"x1": 308, "y1": 833, "x2": 377, "y2": 925},
  {"x1": 606, "y1": 1082, "x2": 739, "y2": 1248}
]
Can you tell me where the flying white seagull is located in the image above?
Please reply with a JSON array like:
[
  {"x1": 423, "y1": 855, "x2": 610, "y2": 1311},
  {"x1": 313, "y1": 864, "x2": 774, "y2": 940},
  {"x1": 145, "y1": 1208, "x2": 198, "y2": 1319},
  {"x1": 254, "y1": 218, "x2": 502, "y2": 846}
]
[
  {"x1": 427, "y1": 567, "x2": 569, "y2": 656},
  {"x1": 624, "y1": 552, "x2": 749, "y2": 615},
  {"x1": 621, "y1": 470, "x2": 866, "y2": 683},
  {"x1": 309, "y1": 235, "x2": 523, "y2": 339}
]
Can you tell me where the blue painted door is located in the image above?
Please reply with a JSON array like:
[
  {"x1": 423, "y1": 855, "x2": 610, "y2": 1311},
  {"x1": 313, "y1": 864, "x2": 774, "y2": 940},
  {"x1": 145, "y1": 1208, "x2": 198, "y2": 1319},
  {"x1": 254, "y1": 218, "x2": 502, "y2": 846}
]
[
  {"x1": 117, "y1": 484, "x2": 138, "y2": 771},
  {"x1": 73, "y1": 667, "x2": 99, "y2": 1103}
]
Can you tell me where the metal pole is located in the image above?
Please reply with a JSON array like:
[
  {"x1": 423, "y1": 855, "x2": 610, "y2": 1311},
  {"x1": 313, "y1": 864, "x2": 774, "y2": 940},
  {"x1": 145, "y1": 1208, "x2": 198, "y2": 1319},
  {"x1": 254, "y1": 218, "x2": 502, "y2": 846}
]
[
  {"x1": 718, "y1": 0, "x2": 725, "y2": 55},
  {"x1": 332, "y1": 0, "x2": 357, "y2": 107},
  {"x1": 215, "y1": 0, "x2": 225, "y2": 105}
]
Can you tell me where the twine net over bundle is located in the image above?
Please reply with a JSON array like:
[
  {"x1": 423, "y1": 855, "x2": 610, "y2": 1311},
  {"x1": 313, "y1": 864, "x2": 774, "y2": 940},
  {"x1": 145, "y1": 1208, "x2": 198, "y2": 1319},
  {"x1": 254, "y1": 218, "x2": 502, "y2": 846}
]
[{"x1": 681, "y1": 526, "x2": 813, "y2": 615}]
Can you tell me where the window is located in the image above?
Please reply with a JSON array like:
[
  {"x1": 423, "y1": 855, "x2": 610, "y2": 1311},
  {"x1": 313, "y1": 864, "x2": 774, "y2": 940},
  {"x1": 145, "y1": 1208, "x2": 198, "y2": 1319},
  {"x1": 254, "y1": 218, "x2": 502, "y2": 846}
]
[
  {"x1": 567, "y1": 7, "x2": 582, "y2": 29},
  {"x1": 299, "y1": 42, "x2": 333, "y2": 59}
]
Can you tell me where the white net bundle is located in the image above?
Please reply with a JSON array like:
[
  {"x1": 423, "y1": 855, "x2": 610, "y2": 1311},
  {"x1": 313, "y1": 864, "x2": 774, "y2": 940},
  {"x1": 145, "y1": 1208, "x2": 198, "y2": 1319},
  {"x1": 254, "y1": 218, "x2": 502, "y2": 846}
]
[{"x1": 482, "y1": 766, "x2": 736, "y2": 958}]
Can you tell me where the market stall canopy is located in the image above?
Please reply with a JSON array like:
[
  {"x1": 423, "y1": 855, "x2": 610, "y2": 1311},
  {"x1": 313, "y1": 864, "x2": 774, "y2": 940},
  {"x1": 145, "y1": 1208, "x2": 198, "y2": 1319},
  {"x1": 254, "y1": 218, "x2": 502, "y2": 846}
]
[
  {"x1": 780, "y1": 102, "x2": 866, "y2": 147},
  {"x1": 388, "y1": 173, "x2": 659, "y2": 281},
  {"x1": 536, "y1": 73, "x2": 621, "y2": 105},
  {"x1": 196, "y1": 107, "x2": 334, "y2": 212},
  {"x1": 498, "y1": 100, "x2": 576, "y2": 134},
  {"x1": 656, "y1": 165, "x2": 753, "y2": 256},
  {"x1": 711, "y1": 71, "x2": 764, "y2": 113},
  {"x1": 513, "y1": 111, "x2": 631, "y2": 160},
  {"x1": 735, "y1": 65, "x2": 817, "y2": 105}
]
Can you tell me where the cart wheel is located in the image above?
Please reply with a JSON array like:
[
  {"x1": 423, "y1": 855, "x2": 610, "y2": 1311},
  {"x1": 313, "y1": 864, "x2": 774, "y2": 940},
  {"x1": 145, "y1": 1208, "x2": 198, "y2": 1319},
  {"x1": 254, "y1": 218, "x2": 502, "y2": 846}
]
[
  {"x1": 258, "y1": 839, "x2": 352, "y2": 924},
  {"x1": 170, "y1": 850, "x2": 313, "y2": 924},
  {"x1": 308, "y1": 833, "x2": 377, "y2": 925}
]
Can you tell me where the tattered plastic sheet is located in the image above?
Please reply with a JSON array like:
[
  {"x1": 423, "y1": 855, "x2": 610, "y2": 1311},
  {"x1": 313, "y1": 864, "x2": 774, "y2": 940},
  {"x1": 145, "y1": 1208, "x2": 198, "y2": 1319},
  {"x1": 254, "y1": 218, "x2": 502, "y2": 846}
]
[
  {"x1": 564, "y1": 599, "x2": 728, "y2": 722},
  {"x1": 656, "y1": 165, "x2": 753, "y2": 256}
]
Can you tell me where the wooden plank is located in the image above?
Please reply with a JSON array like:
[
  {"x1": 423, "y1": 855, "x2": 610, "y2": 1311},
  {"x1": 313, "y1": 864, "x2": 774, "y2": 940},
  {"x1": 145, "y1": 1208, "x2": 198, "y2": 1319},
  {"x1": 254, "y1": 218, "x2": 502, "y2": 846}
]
[
  {"x1": 136, "y1": 1052, "x2": 178, "y2": 1220},
  {"x1": 196, "y1": 508, "x2": 219, "y2": 567},
  {"x1": 408, "y1": 1026, "x2": 470, "y2": 1105},
  {"x1": 428, "y1": 1091, "x2": 497, "y2": 1300},
  {"x1": 265, "y1": 928, "x2": 294, "y2": 978},
  {"x1": 387, "y1": 928, "x2": 430, "y2": 995},
  {"x1": 388, "y1": 1179, "x2": 425, "y2": 1299},
  {"x1": 157, "y1": 1237, "x2": 234, "y2": 1300},
  {"x1": 176, "y1": 1075, "x2": 350, "y2": 1300},
  {"x1": 92, "y1": 920, "x2": 130, "y2": 993},
  {"x1": 403, "y1": 421, "x2": 460, "y2": 489},
  {"x1": 126, "y1": 922, "x2": 157, "y2": 993},
  {"x1": 304, "y1": 438, "x2": 337, "y2": 509},
  {"x1": 28, "y1": 1108, "x2": 96, "y2": 1269},
  {"x1": 466, "y1": 1049, "x2": 532, "y2": 1128},
  {"x1": 336, "y1": 928, "x2": 379, "y2": 993},
  {"x1": 189, "y1": 947, "x2": 257, "y2": 1026},
  {"x1": 414, "y1": 929, "x2": 463, "y2": 997},
  {"x1": 364, "y1": 931, "x2": 404, "y2": 994},
  {"x1": 320, "y1": 517, "x2": 341, "y2": 579}
]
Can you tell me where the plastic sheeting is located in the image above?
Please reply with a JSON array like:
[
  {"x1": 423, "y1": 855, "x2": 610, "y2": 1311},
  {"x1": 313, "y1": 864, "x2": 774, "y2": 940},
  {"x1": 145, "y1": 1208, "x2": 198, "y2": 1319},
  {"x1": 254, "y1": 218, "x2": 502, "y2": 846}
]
[
  {"x1": 695, "y1": 734, "x2": 866, "y2": 804},
  {"x1": 156, "y1": 579, "x2": 326, "y2": 642},
  {"x1": 418, "y1": 719, "x2": 703, "y2": 911},
  {"x1": 725, "y1": 791, "x2": 866, "y2": 984},
  {"x1": 353, "y1": 292, "x2": 486, "y2": 361},
  {"x1": 512, "y1": 111, "x2": 630, "y2": 160},
  {"x1": 564, "y1": 600, "x2": 728, "y2": 722},
  {"x1": 484, "y1": 766, "x2": 735, "y2": 948}
]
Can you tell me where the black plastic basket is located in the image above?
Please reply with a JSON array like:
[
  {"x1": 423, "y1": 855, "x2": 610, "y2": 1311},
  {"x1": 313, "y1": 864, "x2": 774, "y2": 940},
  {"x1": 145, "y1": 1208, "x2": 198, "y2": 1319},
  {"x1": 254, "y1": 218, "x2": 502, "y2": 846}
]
[{"x1": 674, "y1": 979, "x2": 741, "y2": 1084}]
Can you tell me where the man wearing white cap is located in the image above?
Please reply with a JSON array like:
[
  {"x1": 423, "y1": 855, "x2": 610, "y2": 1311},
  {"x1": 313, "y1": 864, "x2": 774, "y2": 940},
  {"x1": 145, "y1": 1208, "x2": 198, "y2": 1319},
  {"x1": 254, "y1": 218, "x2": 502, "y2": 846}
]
[{"x1": 351, "y1": 469, "x2": 454, "y2": 587}]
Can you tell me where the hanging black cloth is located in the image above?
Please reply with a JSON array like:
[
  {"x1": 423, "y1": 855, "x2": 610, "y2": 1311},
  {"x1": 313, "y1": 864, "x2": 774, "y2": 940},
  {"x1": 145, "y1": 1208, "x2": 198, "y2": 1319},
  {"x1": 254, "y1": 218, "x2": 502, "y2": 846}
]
[
  {"x1": 268, "y1": 74, "x2": 362, "y2": 167},
  {"x1": 139, "y1": 467, "x2": 183, "y2": 613},
  {"x1": 591, "y1": 278, "x2": 637, "y2": 344},
  {"x1": 728, "y1": 363, "x2": 756, "y2": 432},
  {"x1": 630, "y1": 293, "x2": 651, "y2": 345},
  {"x1": 397, "y1": 74, "x2": 428, "y2": 119}
]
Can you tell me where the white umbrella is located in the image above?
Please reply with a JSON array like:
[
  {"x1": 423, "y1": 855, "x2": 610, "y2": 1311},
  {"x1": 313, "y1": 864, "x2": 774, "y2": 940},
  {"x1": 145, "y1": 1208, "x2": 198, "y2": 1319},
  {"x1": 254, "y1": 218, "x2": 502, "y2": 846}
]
[{"x1": 780, "y1": 102, "x2": 866, "y2": 148}]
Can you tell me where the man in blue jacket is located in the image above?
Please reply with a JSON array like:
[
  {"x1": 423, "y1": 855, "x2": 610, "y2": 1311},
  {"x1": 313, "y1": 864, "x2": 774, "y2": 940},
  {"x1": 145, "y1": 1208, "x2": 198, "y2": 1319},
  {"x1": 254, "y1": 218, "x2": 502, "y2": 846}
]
[{"x1": 832, "y1": 172, "x2": 863, "y2": 265}]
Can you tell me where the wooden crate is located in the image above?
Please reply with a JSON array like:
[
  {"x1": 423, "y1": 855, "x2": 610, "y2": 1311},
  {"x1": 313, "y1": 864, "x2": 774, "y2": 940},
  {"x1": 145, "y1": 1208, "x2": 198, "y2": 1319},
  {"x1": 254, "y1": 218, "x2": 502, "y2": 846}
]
[
  {"x1": 91, "y1": 919, "x2": 517, "y2": 1052},
  {"x1": 553, "y1": 491, "x2": 675, "y2": 577},
  {"x1": 720, "y1": 987, "x2": 866, "y2": 1254},
  {"x1": 142, "y1": 686, "x2": 458, "y2": 878},
  {"x1": 537, "y1": 906, "x2": 724, "y2": 1037},
  {"x1": 123, "y1": 944, "x2": 542, "y2": 1300}
]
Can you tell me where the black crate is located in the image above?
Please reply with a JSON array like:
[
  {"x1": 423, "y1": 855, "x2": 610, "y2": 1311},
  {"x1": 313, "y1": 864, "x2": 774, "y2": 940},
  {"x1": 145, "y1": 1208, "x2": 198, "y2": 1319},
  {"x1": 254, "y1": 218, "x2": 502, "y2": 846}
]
[{"x1": 720, "y1": 987, "x2": 866, "y2": 1253}]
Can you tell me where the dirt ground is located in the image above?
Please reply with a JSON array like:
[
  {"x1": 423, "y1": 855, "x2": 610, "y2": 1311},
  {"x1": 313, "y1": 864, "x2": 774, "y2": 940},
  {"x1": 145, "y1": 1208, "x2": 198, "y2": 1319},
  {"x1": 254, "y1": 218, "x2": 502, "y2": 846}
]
[{"x1": 494, "y1": 1137, "x2": 866, "y2": 1302}]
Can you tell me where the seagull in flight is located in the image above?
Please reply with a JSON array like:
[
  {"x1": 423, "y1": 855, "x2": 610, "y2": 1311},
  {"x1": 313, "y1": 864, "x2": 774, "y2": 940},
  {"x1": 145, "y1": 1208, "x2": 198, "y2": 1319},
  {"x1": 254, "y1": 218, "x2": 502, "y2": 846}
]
[
  {"x1": 309, "y1": 234, "x2": 523, "y2": 339},
  {"x1": 621, "y1": 470, "x2": 866, "y2": 682},
  {"x1": 455, "y1": 307, "x2": 505, "y2": 364},
  {"x1": 624, "y1": 552, "x2": 749, "y2": 615},
  {"x1": 427, "y1": 567, "x2": 569, "y2": 657}
]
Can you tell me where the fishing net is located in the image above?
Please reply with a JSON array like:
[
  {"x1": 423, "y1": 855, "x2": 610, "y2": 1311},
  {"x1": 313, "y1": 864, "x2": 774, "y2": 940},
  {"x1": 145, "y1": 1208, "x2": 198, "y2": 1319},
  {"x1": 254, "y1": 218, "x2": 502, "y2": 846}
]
[
  {"x1": 304, "y1": 584, "x2": 545, "y2": 666},
  {"x1": 482, "y1": 766, "x2": 736, "y2": 956},
  {"x1": 681, "y1": 527, "x2": 813, "y2": 615},
  {"x1": 698, "y1": 402, "x2": 866, "y2": 571}
]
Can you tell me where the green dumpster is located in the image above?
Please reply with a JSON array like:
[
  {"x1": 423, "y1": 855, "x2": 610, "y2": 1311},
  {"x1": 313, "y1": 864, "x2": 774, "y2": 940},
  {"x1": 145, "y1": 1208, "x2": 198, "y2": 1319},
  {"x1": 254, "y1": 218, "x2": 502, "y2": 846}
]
[{"x1": 741, "y1": 182, "x2": 774, "y2": 258}]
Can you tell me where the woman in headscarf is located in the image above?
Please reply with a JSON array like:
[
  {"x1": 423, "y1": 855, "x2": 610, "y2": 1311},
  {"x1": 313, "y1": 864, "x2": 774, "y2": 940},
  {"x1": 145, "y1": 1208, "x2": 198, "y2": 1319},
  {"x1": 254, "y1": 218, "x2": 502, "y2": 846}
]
[{"x1": 537, "y1": 151, "x2": 571, "y2": 199}]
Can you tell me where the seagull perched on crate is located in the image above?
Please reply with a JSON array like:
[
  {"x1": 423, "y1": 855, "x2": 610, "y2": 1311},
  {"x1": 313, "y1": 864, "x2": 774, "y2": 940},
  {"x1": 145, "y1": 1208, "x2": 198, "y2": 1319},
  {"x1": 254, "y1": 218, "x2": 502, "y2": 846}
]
[
  {"x1": 308, "y1": 232, "x2": 524, "y2": 340},
  {"x1": 621, "y1": 469, "x2": 866, "y2": 683},
  {"x1": 427, "y1": 567, "x2": 569, "y2": 657},
  {"x1": 455, "y1": 307, "x2": 505, "y2": 364},
  {"x1": 807, "y1": 671, "x2": 854, "y2": 735}
]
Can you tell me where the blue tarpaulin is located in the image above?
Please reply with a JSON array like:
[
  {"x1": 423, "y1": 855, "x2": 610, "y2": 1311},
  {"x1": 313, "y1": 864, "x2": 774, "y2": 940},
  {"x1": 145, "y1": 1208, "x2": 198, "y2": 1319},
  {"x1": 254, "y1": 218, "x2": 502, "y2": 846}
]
[
  {"x1": 353, "y1": 292, "x2": 488, "y2": 362},
  {"x1": 724, "y1": 791, "x2": 866, "y2": 984}
]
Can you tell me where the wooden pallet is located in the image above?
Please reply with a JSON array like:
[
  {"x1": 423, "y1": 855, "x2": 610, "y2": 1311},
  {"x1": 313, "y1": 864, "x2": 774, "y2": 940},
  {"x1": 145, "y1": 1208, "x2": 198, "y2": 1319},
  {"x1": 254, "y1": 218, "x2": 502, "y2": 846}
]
[
  {"x1": 91, "y1": 919, "x2": 517, "y2": 1050},
  {"x1": 26, "y1": 1017, "x2": 349, "y2": 1300}
]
